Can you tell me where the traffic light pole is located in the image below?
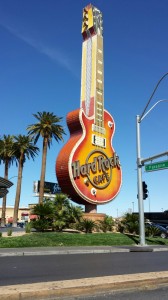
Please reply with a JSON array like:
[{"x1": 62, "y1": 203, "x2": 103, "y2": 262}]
[
  {"x1": 136, "y1": 73, "x2": 168, "y2": 246},
  {"x1": 136, "y1": 115, "x2": 146, "y2": 246}
]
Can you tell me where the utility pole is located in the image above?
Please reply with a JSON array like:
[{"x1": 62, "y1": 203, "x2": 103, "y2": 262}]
[{"x1": 136, "y1": 72, "x2": 168, "y2": 247}]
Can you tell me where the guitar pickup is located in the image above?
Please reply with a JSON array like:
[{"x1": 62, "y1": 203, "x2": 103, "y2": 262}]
[{"x1": 92, "y1": 134, "x2": 106, "y2": 148}]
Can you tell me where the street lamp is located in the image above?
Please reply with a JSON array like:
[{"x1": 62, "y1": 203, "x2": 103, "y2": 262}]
[
  {"x1": 116, "y1": 208, "x2": 118, "y2": 218},
  {"x1": 136, "y1": 72, "x2": 168, "y2": 247},
  {"x1": 132, "y1": 202, "x2": 134, "y2": 213}
]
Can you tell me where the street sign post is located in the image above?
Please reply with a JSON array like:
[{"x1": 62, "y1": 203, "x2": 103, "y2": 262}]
[{"x1": 145, "y1": 160, "x2": 168, "y2": 172}]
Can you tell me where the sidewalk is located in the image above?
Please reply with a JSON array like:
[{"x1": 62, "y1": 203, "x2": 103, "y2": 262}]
[{"x1": 1, "y1": 245, "x2": 168, "y2": 300}]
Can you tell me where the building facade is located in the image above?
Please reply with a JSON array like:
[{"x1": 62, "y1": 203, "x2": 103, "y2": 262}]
[{"x1": 0, "y1": 204, "x2": 37, "y2": 224}]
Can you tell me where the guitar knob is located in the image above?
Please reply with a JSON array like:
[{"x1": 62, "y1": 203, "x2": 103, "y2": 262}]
[
  {"x1": 108, "y1": 121, "x2": 113, "y2": 128},
  {"x1": 84, "y1": 178, "x2": 89, "y2": 186},
  {"x1": 91, "y1": 188, "x2": 97, "y2": 196}
]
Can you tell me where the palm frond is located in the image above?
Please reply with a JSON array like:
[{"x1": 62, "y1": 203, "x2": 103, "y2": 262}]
[{"x1": 27, "y1": 111, "x2": 66, "y2": 145}]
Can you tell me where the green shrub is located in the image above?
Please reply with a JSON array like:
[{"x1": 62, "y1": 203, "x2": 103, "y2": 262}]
[
  {"x1": 121, "y1": 213, "x2": 139, "y2": 234},
  {"x1": 0, "y1": 232, "x2": 2, "y2": 238},
  {"x1": 25, "y1": 223, "x2": 32, "y2": 233},
  {"x1": 117, "y1": 222, "x2": 125, "y2": 233},
  {"x1": 7, "y1": 228, "x2": 12, "y2": 236},
  {"x1": 79, "y1": 218, "x2": 98, "y2": 233},
  {"x1": 145, "y1": 226, "x2": 161, "y2": 237},
  {"x1": 31, "y1": 219, "x2": 51, "y2": 232},
  {"x1": 98, "y1": 216, "x2": 114, "y2": 233}
]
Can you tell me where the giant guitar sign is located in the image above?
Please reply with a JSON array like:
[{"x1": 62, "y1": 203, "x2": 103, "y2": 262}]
[{"x1": 56, "y1": 4, "x2": 122, "y2": 206}]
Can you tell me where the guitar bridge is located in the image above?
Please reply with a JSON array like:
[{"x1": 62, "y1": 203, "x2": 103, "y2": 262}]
[
  {"x1": 92, "y1": 124, "x2": 106, "y2": 135},
  {"x1": 92, "y1": 134, "x2": 106, "y2": 148}
]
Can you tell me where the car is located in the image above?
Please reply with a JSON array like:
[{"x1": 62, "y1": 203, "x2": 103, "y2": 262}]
[
  {"x1": 154, "y1": 223, "x2": 168, "y2": 230},
  {"x1": 5, "y1": 223, "x2": 12, "y2": 227},
  {"x1": 17, "y1": 222, "x2": 25, "y2": 228},
  {"x1": 145, "y1": 223, "x2": 168, "y2": 239}
]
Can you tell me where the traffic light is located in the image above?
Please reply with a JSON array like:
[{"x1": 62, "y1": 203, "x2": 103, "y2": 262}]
[{"x1": 142, "y1": 181, "x2": 148, "y2": 200}]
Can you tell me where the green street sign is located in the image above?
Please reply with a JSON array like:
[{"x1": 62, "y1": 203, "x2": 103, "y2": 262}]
[{"x1": 145, "y1": 160, "x2": 168, "y2": 172}]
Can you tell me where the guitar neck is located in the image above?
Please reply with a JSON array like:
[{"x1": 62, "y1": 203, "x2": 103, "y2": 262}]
[
  {"x1": 80, "y1": 4, "x2": 104, "y2": 130},
  {"x1": 95, "y1": 35, "x2": 104, "y2": 130}
]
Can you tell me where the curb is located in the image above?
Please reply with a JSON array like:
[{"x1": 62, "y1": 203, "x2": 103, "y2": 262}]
[
  {"x1": 1, "y1": 271, "x2": 168, "y2": 300},
  {"x1": 0, "y1": 246, "x2": 168, "y2": 257},
  {"x1": 0, "y1": 248, "x2": 130, "y2": 257}
]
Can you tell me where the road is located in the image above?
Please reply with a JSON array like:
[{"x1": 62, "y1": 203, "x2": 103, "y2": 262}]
[
  {"x1": 55, "y1": 285, "x2": 168, "y2": 300},
  {"x1": 1, "y1": 251, "x2": 168, "y2": 286}
]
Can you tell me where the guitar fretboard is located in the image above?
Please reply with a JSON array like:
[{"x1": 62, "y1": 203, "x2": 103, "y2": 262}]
[{"x1": 80, "y1": 4, "x2": 104, "y2": 132}]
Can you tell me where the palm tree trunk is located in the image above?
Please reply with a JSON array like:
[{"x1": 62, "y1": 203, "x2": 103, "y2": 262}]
[
  {"x1": 13, "y1": 156, "x2": 23, "y2": 227},
  {"x1": 1, "y1": 161, "x2": 8, "y2": 227},
  {"x1": 39, "y1": 137, "x2": 48, "y2": 204}
]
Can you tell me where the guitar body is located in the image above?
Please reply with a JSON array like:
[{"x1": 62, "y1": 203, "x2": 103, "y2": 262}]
[{"x1": 56, "y1": 108, "x2": 122, "y2": 205}]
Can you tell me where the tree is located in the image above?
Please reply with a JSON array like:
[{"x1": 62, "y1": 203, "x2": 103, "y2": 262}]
[
  {"x1": 27, "y1": 112, "x2": 66, "y2": 204},
  {"x1": 0, "y1": 135, "x2": 15, "y2": 226},
  {"x1": 12, "y1": 135, "x2": 39, "y2": 227},
  {"x1": 52, "y1": 194, "x2": 71, "y2": 231}
]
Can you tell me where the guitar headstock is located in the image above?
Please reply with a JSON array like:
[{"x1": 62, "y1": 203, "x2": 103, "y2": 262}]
[{"x1": 82, "y1": 4, "x2": 103, "y2": 40}]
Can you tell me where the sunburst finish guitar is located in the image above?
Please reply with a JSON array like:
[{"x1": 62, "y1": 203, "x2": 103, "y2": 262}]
[{"x1": 56, "y1": 4, "x2": 122, "y2": 205}]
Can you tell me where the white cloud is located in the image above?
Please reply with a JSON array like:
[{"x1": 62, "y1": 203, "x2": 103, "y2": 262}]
[{"x1": 0, "y1": 19, "x2": 76, "y2": 75}]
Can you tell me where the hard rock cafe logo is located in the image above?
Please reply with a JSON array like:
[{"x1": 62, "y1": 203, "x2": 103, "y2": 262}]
[{"x1": 71, "y1": 150, "x2": 121, "y2": 189}]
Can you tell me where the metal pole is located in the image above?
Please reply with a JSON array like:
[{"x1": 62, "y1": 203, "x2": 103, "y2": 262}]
[
  {"x1": 132, "y1": 202, "x2": 134, "y2": 213},
  {"x1": 136, "y1": 115, "x2": 146, "y2": 246}
]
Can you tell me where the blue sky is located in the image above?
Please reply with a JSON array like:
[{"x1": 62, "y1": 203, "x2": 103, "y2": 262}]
[{"x1": 0, "y1": 0, "x2": 168, "y2": 217}]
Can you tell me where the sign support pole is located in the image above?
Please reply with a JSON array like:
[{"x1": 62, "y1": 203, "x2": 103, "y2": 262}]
[{"x1": 141, "y1": 151, "x2": 168, "y2": 165}]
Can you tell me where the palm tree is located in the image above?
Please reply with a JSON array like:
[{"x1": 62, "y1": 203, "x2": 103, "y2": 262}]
[
  {"x1": 31, "y1": 200, "x2": 53, "y2": 231},
  {"x1": 69, "y1": 204, "x2": 83, "y2": 224},
  {"x1": 52, "y1": 194, "x2": 71, "y2": 231},
  {"x1": 27, "y1": 112, "x2": 66, "y2": 204},
  {"x1": 12, "y1": 135, "x2": 39, "y2": 227},
  {"x1": 0, "y1": 135, "x2": 15, "y2": 227},
  {"x1": 30, "y1": 196, "x2": 83, "y2": 232}
]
